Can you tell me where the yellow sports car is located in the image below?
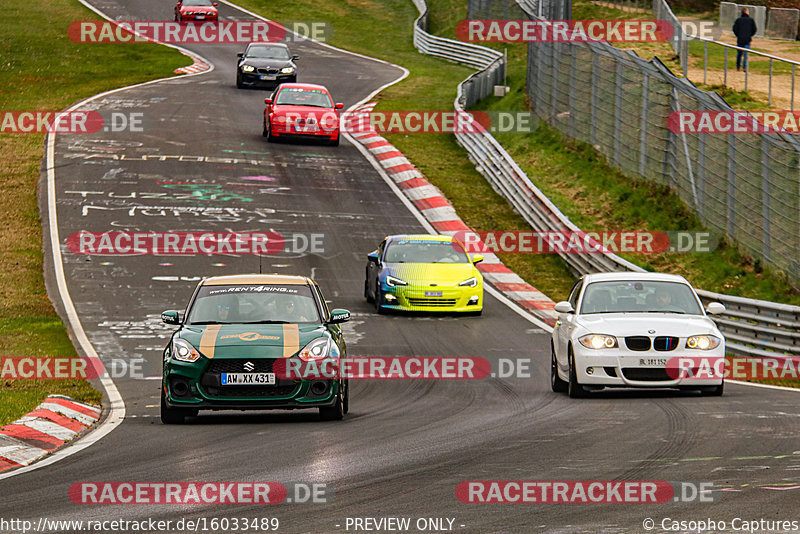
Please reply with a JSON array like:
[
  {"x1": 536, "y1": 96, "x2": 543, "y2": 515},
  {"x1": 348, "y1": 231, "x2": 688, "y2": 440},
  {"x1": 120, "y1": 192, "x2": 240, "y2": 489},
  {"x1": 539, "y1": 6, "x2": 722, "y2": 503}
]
[{"x1": 364, "y1": 234, "x2": 484, "y2": 315}]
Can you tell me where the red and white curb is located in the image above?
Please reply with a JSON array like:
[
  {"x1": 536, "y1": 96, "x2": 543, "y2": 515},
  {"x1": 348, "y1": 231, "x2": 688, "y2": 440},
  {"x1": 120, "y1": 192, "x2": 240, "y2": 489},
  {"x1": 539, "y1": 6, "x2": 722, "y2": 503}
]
[
  {"x1": 0, "y1": 395, "x2": 101, "y2": 472},
  {"x1": 174, "y1": 53, "x2": 211, "y2": 74},
  {"x1": 344, "y1": 104, "x2": 559, "y2": 325}
]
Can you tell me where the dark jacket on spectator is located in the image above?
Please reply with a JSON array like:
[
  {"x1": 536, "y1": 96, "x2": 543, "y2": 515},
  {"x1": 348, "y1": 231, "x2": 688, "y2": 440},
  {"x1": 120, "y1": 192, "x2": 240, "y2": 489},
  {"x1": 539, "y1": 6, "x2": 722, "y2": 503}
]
[{"x1": 733, "y1": 13, "x2": 757, "y2": 47}]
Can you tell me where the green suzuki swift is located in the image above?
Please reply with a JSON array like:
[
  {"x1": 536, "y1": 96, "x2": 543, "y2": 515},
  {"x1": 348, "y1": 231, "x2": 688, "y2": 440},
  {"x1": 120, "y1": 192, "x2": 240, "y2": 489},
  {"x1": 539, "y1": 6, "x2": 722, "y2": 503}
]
[{"x1": 160, "y1": 274, "x2": 351, "y2": 424}]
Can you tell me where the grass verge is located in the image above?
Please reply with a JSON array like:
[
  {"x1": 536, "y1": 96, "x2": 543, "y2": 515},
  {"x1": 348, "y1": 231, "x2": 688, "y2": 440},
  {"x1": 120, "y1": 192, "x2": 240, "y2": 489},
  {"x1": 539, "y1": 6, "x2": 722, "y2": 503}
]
[{"x1": 0, "y1": 0, "x2": 192, "y2": 424}]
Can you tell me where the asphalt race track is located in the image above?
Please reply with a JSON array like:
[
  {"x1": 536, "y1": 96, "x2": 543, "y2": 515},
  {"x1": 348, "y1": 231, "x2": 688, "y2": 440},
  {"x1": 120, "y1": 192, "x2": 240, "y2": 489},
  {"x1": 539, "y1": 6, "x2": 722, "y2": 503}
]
[{"x1": 3, "y1": 0, "x2": 800, "y2": 532}]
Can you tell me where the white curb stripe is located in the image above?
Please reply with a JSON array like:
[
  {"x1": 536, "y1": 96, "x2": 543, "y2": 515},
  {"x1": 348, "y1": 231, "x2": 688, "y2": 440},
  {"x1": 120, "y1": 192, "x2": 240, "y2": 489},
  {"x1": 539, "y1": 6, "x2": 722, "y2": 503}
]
[
  {"x1": 16, "y1": 418, "x2": 78, "y2": 441},
  {"x1": 38, "y1": 402, "x2": 98, "y2": 425}
]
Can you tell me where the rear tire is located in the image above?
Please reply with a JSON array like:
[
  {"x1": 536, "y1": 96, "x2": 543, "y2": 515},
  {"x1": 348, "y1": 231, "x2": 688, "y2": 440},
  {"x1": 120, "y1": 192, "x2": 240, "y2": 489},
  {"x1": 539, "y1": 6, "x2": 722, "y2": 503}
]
[
  {"x1": 567, "y1": 349, "x2": 587, "y2": 398},
  {"x1": 160, "y1": 392, "x2": 196, "y2": 424},
  {"x1": 551, "y1": 343, "x2": 568, "y2": 393}
]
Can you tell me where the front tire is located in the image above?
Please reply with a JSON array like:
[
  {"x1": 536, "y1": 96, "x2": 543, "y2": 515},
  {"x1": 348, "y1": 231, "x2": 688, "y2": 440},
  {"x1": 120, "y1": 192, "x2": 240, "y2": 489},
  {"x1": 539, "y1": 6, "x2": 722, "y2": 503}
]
[
  {"x1": 701, "y1": 381, "x2": 724, "y2": 396},
  {"x1": 160, "y1": 392, "x2": 196, "y2": 424},
  {"x1": 319, "y1": 381, "x2": 346, "y2": 421},
  {"x1": 236, "y1": 72, "x2": 244, "y2": 89},
  {"x1": 551, "y1": 343, "x2": 568, "y2": 393},
  {"x1": 374, "y1": 283, "x2": 386, "y2": 314},
  {"x1": 567, "y1": 349, "x2": 587, "y2": 398},
  {"x1": 328, "y1": 134, "x2": 340, "y2": 147},
  {"x1": 365, "y1": 278, "x2": 374, "y2": 303}
]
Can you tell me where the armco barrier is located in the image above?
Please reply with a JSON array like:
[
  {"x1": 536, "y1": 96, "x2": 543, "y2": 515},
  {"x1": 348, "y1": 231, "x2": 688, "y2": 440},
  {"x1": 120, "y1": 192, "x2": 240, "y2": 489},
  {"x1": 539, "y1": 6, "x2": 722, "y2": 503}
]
[{"x1": 409, "y1": 0, "x2": 800, "y2": 361}]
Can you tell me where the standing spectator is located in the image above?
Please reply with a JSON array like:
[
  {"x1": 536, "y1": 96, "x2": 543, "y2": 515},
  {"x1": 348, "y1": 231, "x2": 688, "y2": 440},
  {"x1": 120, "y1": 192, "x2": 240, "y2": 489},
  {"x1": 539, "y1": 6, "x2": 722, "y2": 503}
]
[{"x1": 733, "y1": 8, "x2": 757, "y2": 71}]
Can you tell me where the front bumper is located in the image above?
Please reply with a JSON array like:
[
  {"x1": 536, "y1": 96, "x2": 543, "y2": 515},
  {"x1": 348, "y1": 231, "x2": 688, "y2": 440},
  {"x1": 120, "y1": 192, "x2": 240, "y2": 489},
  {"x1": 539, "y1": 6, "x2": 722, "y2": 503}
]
[
  {"x1": 178, "y1": 14, "x2": 218, "y2": 22},
  {"x1": 572, "y1": 346, "x2": 725, "y2": 388},
  {"x1": 239, "y1": 72, "x2": 296, "y2": 87},
  {"x1": 163, "y1": 357, "x2": 341, "y2": 410},
  {"x1": 378, "y1": 282, "x2": 483, "y2": 313},
  {"x1": 269, "y1": 122, "x2": 338, "y2": 141}
]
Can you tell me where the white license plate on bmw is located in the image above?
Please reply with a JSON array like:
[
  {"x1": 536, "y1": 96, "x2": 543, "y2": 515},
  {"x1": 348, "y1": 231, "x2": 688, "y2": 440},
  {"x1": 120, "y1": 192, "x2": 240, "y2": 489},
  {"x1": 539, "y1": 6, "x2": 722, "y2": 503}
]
[
  {"x1": 260, "y1": 74, "x2": 276, "y2": 80},
  {"x1": 425, "y1": 290, "x2": 443, "y2": 297},
  {"x1": 196, "y1": 15, "x2": 205, "y2": 19},
  {"x1": 221, "y1": 373, "x2": 276, "y2": 385}
]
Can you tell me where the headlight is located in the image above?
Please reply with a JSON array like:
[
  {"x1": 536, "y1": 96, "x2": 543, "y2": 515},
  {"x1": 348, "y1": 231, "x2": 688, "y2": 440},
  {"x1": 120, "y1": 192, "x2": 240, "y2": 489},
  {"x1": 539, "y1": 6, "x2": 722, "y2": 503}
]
[
  {"x1": 172, "y1": 338, "x2": 202, "y2": 362},
  {"x1": 459, "y1": 276, "x2": 478, "y2": 287},
  {"x1": 578, "y1": 334, "x2": 618, "y2": 349},
  {"x1": 299, "y1": 337, "x2": 336, "y2": 361},
  {"x1": 385, "y1": 275, "x2": 408, "y2": 287},
  {"x1": 280, "y1": 67, "x2": 295, "y2": 74},
  {"x1": 242, "y1": 65, "x2": 255, "y2": 73},
  {"x1": 686, "y1": 335, "x2": 721, "y2": 350}
]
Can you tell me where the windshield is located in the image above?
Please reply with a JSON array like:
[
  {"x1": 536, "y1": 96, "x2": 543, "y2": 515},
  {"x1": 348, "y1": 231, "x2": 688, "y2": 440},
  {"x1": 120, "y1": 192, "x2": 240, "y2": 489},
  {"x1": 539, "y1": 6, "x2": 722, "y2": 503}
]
[
  {"x1": 187, "y1": 284, "x2": 320, "y2": 324},
  {"x1": 275, "y1": 88, "x2": 332, "y2": 108},
  {"x1": 579, "y1": 281, "x2": 703, "y2": 315},
  {"x1": 384, "y1": 240, "x2": 470, "y2": 264},
  {"x1": 182, "y1": 0, "x2": 214, "y2": 6},
  {"x1": 246, "y1": 45, "x2": 290, "y2": 60}
]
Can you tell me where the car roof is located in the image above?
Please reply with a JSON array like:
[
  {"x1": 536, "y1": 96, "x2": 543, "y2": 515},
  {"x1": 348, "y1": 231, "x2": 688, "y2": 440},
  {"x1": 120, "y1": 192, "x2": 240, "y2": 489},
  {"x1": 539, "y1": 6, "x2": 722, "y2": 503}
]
[
  {"x1": 581, "y1": 271, "x2": 691, "y2": 284},
  {"x1": 247, "y1": 42, "x2": 289, "y2": 49},
  {"x1": 276, "y1": 83, "x2": 329, "y2": 92},
  {"x1": 386, "y1": 234, "x2": 452, "y2": 243},
  {"x1": 202, "y1": 274, "x2": 312, "y2": 286}
]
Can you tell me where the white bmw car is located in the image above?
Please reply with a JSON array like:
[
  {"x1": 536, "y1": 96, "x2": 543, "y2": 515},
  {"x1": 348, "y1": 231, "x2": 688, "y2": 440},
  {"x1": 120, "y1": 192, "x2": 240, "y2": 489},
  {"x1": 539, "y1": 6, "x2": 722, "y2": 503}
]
[{"x1": 551, "y1": 272, "x2": 726, "y2": 398}]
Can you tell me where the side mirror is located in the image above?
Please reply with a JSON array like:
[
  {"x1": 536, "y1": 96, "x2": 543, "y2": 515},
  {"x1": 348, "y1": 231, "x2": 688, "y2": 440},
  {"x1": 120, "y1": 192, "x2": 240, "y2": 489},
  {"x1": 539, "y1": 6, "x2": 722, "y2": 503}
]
[
  {"x1": 161, "y1": 310, "x2": 181, "y2": 325},
  {"x1": 264, "y1": 97, "x2": 272, "y2": 105},
  {"x1": 292, "y1": 55, "x2": 299, "y2": 61},
  {"x1": 367, "y1": 251, "x2": 379, "y2": 264},
  {"x1": 472, "y1": 254, "x2": 484, "y2": 265},
  {"x1": 212, "y1": 2, "x2": 218, "y2": 5},
  {"x1": 328, "y1": 308, "x2": 351, "y2": 324},
  {"x1": 554, "y1": 301, "x2": 574, "y2": 314},
  {"x1": 706, "y1": 302, "x2": 726, "y2": 315},
  {"x1": 237, "y1": 52, "x2": 243, "y2": 58},
  {"x1": 335, "y1": 102, "x2": 344, "y2": 110}
]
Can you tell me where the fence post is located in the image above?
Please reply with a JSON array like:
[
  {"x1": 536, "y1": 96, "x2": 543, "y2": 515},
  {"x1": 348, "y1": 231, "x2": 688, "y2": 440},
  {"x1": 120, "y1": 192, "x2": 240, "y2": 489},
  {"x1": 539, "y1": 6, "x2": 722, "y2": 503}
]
[
  {"x1": 614, "y1": 60, "x2": 623, "y2": 167},
  {"x1": 569, "y1": 47, "x2": 576, "y2": 138},
  {"x1": 591, "y1": 52, "x2": 599, "y2": 146},
  {"x1": 761, "y1": 138, "x2": 771, "y2": 261},
  {"x1": 727, "y1": 134, "x2": 736, "y2": 240},
  {"x1": 639, "y1": 73, "x2": 649, "y2": 176}
]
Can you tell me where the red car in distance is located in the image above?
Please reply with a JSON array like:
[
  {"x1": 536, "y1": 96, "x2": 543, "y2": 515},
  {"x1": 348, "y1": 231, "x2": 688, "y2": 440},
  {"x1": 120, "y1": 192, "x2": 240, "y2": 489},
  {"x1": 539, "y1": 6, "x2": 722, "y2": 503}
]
[
  {"x1": 263, "y1": 83, "x2": 343, "y2": 146},
  {"x1": 175, "y1": 0, "x2": 218, "y2": 22}
]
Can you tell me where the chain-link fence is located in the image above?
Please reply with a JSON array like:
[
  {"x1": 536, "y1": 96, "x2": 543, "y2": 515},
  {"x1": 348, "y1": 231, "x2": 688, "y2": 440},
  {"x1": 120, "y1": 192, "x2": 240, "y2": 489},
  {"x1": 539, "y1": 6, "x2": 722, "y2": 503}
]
[
  {"x1": 766, "y1": 7, "x2": 800, "y2": 40},
  {"x1": 720, "y1": 2, "x2": 767, "y2": 38}
]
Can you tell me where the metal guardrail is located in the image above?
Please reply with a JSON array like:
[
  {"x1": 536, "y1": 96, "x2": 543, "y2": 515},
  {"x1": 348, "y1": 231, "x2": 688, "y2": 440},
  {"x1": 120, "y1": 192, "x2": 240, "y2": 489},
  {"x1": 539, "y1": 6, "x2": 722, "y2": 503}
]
[{"x1": 409, "y1": 0, "x2": 800, "y2": 361}]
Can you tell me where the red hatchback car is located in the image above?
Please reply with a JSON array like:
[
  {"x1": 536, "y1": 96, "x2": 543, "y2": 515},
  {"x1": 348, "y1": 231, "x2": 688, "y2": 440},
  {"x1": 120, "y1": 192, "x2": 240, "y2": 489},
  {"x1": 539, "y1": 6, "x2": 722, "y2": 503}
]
[
  {"x1": 262, "y1": 83, "x2": 343, "y2": 146},
  {"x1": 175, "y1": 0, "x2": 218, "y2": 22}
]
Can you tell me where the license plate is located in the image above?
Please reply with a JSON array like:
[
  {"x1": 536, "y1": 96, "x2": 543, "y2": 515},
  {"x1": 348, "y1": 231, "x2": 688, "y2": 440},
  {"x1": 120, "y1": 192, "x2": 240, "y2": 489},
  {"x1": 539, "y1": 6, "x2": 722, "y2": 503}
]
[
  {"x1": 295, "y1": 125, "x2": 318, "y2": 133},
  {"x1": 260, "y1": 74, "x2": 276, "y2": 80},
  {"x1": 221, "y1": 373, "x2": 275, "y2": 385},
  {"x1": 637, "y1": 358, "x2": 668, "y2": 367},
  {"x1": 425, "y1": 290, "x2": 443, "y2": 297},
  {"x1": 196, "y1": 15, "x2": 205, "y2": 19}
]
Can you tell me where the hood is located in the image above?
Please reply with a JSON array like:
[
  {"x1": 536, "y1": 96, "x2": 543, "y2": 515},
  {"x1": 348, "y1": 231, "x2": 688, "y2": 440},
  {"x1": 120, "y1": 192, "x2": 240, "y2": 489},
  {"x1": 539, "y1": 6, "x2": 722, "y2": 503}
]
[
  {"x1": 385, "y1": 262, "x2": 478, "y2": 286},
  {"x1": 272, "y1": 104, "x2": 335, "y2": 115},
  {"x1": 180, "y1": 6, "x2": 217, "y2": 13},
  {"x1": 575, "y1": 313, "x2": 719, "y2": 337},
  {"x1": 239, "y1": 58, "x2": 294, "y2": 69},
  {"x1": 179, "y1": 323, "x2": 327, "y2": 359}
]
